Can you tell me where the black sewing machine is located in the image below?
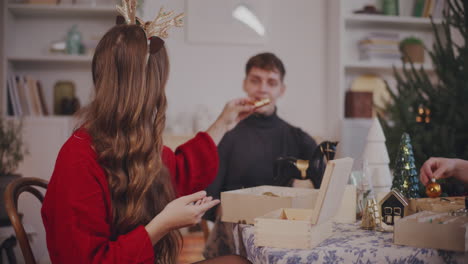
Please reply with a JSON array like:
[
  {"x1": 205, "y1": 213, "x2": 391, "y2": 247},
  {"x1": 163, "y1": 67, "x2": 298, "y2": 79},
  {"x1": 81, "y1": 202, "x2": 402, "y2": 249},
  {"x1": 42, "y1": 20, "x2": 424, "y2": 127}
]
[{"x1": 274, "y1": 141, "x2": 338, "y2": 188}]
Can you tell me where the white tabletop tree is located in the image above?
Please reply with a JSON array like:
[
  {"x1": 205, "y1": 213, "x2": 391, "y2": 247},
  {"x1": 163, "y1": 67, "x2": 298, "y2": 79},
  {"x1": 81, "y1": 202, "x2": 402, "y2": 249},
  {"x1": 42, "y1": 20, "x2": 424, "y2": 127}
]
[{"x1": 362, "y1": 118, "x2": 392, "y2": 200}]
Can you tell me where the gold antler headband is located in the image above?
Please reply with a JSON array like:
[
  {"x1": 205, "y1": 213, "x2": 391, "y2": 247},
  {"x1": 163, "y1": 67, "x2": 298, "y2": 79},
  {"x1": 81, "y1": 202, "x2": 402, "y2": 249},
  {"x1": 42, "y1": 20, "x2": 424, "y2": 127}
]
[{"x1": 116, "y1": 0, "x2": 184, "y2": 53}]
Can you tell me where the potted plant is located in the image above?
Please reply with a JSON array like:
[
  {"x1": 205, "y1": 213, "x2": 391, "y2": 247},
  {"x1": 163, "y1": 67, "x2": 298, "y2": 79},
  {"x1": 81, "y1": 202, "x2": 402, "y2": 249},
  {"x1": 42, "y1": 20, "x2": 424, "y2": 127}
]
[
  {"x1": 399, "y1": 36, "x2": 425, "y2": 63},
  {"x1": 0, "y1": 117, "x2": 28, "y2": 225}
]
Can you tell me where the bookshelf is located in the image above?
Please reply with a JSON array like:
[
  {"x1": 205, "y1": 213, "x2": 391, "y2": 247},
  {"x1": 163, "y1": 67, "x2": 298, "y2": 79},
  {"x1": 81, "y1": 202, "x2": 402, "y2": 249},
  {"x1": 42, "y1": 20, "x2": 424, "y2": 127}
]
[
  {"x1": 1, "y1": 2, "x2": 116, "y2": 261},
  {"x1": 345, "y1": 14, "x2": 442, "y2": 28},
  {"x1": 8, "y1": 54, "x2": 93, "y2": 64},
  {"x1": 2, "y1": 2, "x2": 117, "y2": 118},
  {"x1": 344, "y1": 61, "x2": 434, "y2": 72},
  {"x1": 326, "y1": 0, "x2": 444, "y2": 164},
  {"x1": 7, "y1": 3, "x2": 115, "y2": 17}
]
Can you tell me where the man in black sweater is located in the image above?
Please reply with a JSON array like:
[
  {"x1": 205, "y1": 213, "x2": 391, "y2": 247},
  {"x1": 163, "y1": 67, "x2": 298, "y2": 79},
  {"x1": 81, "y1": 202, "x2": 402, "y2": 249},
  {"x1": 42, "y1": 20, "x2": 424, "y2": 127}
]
[{"x1": 203, "y1": 52, "x2": 319, "y2": 258}]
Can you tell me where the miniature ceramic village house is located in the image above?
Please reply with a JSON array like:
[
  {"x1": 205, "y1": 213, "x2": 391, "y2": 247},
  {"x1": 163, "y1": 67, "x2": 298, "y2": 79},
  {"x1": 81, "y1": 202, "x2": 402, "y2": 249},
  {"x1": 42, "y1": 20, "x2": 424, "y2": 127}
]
[{"x1": 379, "y1": 189, "x2": 409, "y2": 225}]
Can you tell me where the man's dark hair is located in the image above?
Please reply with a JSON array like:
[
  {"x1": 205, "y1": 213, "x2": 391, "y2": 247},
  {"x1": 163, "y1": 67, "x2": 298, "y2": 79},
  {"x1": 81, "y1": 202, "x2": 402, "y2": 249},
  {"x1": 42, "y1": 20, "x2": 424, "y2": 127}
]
[{"x1": 245, "y1": 52, "x2": 286, "y2": 81}]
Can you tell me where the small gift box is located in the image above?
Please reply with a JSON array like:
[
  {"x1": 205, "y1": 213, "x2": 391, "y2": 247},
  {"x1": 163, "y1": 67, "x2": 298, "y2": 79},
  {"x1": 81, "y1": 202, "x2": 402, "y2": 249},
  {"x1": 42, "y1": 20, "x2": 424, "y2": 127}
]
[{"x1": 394, "y1": 210, "x2": 468, "y2": 252}]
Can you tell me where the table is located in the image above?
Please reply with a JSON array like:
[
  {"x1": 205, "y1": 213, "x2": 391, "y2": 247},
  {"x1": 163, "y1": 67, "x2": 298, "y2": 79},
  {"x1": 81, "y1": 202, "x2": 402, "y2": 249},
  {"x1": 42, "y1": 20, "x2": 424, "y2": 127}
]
[{"x1": 233, "y1": 222, "x2": 468, "y2": 264}]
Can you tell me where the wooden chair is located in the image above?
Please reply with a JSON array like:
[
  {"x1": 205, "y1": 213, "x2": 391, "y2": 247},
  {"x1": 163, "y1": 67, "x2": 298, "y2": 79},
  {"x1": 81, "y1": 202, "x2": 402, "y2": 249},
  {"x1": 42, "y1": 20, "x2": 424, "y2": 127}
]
[
  {"x1": 200, "y1": 219, "x2": 211, "y2": 242},
  {"x1": 4, "y1": 177, "x2": 48, "y2": 264}
]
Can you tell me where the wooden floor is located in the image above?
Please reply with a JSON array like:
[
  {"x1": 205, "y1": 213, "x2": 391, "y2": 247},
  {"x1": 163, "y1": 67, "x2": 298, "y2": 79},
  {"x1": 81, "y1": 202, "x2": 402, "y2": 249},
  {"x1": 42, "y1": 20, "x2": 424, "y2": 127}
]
[{"x1": 177, "y1": 231, "x2": 205, "y2": 264}]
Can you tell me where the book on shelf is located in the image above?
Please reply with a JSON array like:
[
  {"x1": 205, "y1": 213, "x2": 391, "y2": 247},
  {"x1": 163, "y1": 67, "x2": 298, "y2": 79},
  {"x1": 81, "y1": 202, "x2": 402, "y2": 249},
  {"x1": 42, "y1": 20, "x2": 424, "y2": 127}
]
[
  {"x1": 359, "y1": 42, "x2": 399, "y2": 50},
  {"x1": 6, "y1": 74, "x2": 48, "y2": 117},
  {"x1": 36, "y1": 81, "x2": 49, "y2": 116},
  {"x1": 399, "y1": 0, "x2": 414, "y2": 17},
  {"x1": 15, "y1": 76, "x2": 31, "y2": 116},
  {"x1": 358, "y1": 32, "x2": 400, "y2": 61},
  {"x1": 7, "y1": 75, "x2": 21, "y2": 116},
  {"x1": 413, "y1": 0, "x2": 425, "y2": 17},
  {"x1": 359, "y1": 52, "x2": 401, "y2": 61},
  {"x1": 412, "y1": 0, "x2": 444, "y2": 18},
  {"x1": 422, "y1": 0, "x2": 432, "y2": 17},
  {"x1": 359, "y1": 39, "x2": 400, "y2": 46},
  {"x1": 27, "y1": 0, "x2": 60, "y2": 4},
  {"x1": 366, "y1": 32, "x2": 400, "y2": 41},
  {"x1": 26, "y1": 76, "x2": 42, "y2": 116},
  {"x1": 431, "y1": 0, "x2": 445, "y2": 19},
  {"x1": 6, "y1": 86, "x2": 14, "y2": 116}
]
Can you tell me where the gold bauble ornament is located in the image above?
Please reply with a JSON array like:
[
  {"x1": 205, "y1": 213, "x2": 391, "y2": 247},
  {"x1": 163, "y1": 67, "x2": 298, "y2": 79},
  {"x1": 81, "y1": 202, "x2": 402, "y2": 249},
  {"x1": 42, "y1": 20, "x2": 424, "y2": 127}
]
[{"x1": 426, "y1": 178, "x2": 442, "y2": 198}]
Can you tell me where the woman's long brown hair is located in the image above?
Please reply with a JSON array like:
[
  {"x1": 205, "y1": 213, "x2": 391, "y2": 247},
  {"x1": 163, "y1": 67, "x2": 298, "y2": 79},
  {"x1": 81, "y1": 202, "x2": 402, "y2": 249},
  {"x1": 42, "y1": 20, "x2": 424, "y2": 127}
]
[{"x1": 79, "y1": 25, "x2": 181, "y2": 263}]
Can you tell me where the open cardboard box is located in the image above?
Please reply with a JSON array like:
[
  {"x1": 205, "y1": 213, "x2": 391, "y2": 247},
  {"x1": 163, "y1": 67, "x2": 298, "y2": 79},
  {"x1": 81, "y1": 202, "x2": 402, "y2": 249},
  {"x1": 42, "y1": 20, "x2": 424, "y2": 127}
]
[
  {"x1": 254, "y1": 208, "x2": 333, "y2": 249},
  {"x1": 394, "y1": 211, "x2": 468, "y2": 252},
  {"x1": 221, "y1": 185, "x2": 316, "y2": 224},
  {"x1": 221, "y1": 184, "x2": 356, "y2": 225},
  {"x1": 254, "y1": 158, "x2": 354, "y2": 249},
  {"x1": 406, "y1": 196, "x2": 465, "y2": 216}
]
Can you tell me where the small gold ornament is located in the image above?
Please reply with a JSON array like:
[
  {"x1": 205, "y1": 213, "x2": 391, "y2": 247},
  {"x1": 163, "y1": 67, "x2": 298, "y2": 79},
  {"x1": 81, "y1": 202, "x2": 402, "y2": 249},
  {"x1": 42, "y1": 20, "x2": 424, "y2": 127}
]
[
  {"x1": 262, "y1": 192, "x2": 279, "y2": 197},
  {"x1": 294, "y1": 159, "x2": 309, "y2": 180},
  {"x1": 426, "y1": 178, "x2": 442, "y2": 198}
]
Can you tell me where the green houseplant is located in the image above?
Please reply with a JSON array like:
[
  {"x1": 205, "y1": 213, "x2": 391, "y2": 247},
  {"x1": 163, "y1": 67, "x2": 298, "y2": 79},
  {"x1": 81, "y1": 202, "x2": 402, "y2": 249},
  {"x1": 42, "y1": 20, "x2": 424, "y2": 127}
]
[
  {"x1": 0, "y1": 117, "x2": 28, "y2": 225},
  {"x1": 399, "y1": 36, "x2": 425, "y2": 63}
]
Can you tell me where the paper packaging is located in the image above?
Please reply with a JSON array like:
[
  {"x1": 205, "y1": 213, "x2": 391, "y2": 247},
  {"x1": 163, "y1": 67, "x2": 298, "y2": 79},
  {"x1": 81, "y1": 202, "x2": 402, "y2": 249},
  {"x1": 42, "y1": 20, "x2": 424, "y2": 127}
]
[
  {"x1": 405, "y1": 196, "x2": 465, "y2": 216},
  {"x1": 221, "y1": 184, "x2": 356, "y2": 225},
  {"x1": 394, "y1": 211, "x2": 468, "y2": 252},
  {"x1": 254, "y1": 158, "x2": 354, "y2": 249}
]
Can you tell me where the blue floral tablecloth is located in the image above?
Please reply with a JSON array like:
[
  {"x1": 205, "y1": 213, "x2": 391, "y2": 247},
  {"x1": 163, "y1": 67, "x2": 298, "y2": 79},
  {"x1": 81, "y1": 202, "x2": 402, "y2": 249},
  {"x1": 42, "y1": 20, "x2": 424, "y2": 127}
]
[{"x1": 233, "y1": 222, "x2": 468, "y2": 264}]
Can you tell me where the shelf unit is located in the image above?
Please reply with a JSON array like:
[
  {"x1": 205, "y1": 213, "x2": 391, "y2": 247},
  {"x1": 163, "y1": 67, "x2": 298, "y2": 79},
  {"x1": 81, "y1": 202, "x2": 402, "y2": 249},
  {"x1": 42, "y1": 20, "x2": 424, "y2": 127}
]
[
  {"x1": 2, "y1": 2, "x2": 117, "y2": 117},
  {"x1": 344, "y1": 61, "x2": 434, "y2": 73},
  {"x1": 8, "y1": 54, "x2": 93, "y2": 63},
  {"x1": 344, "y1": 14, "x2": 442, "y2": 28},
  {"x1": 326, "y1": 0, "x2": 443, "y2": 164},
  {"x1": 7, "y1": 3, "x2": 115, "y2": 17},
  {"x1": 1, "y1": 3, "x2": 116, "y2": 261}
]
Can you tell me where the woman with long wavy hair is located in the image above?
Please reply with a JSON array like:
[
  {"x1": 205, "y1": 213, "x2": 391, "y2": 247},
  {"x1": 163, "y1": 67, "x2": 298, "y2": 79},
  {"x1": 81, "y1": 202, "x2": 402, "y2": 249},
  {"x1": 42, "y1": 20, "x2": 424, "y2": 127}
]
[{"x1": 41, "y1": 23, "x2": 253, "y2": 264}]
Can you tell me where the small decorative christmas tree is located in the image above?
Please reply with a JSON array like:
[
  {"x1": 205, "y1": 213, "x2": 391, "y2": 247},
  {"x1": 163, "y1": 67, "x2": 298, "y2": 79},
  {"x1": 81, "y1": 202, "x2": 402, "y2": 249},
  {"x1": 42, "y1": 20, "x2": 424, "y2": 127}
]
[{"x1": 391, "y1": 133, "x2": 420, "y2": 198}]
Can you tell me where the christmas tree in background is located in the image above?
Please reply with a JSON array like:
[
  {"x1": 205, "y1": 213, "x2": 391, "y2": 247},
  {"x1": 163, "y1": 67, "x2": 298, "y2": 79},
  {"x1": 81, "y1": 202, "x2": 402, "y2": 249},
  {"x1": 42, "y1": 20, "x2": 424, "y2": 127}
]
[
  {"x1": 391, "y1": 133, "x2": 420, "y2": 199},
  {"x1": 381, "y1": 0, "x2": 468, "y2": 196}
]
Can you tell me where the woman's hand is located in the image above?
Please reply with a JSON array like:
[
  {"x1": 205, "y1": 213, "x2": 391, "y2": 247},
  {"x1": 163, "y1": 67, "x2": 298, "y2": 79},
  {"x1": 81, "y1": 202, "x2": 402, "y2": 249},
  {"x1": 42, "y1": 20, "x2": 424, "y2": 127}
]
[
  {"x1": 420, "y1": 157, "x2": 459, "y2": 185},
  {"x1": 161, "y1": 191, "x2": 219, "y2": 229},
  {"x1": 206, "y1": 98, "x2": 255, "y2": 144},
  {"x1": 145, "y1": 191, "x2": 219, "y2": 244}
]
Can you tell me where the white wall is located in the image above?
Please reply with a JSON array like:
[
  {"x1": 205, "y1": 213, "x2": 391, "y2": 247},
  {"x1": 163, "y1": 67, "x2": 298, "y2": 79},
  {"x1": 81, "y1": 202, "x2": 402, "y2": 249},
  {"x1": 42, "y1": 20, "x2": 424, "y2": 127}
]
[{"x1": 145, "y1": 0, "x2": 327, "y2": 138}]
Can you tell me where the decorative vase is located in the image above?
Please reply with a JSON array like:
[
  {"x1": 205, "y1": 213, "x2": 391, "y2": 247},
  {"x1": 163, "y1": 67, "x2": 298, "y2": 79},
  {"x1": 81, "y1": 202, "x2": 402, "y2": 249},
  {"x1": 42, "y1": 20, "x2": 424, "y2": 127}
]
[
  {"x1": 66, "y1": 25, "x2": 84, "y2": 55},
  {"x1": 54, "y1": 81, "x2": 80, "y2": 115},
  {"x1": 382, "y1": 0, "x2": 398, "y2": 16}
]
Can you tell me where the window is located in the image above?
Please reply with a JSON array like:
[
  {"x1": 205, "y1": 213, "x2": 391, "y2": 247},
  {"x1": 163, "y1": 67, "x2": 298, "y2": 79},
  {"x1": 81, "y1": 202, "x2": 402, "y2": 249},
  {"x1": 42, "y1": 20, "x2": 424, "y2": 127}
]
[{"x1": 394, "y1": 207, "x2": 401, "y2": 216}]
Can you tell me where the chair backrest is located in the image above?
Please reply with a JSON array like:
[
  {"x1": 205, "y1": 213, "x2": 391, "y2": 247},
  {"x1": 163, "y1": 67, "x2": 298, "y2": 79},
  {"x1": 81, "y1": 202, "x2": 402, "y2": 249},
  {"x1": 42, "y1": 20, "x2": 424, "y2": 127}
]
[{"x1": 4, "y1": 177, "x2": 48, "y2": 264}]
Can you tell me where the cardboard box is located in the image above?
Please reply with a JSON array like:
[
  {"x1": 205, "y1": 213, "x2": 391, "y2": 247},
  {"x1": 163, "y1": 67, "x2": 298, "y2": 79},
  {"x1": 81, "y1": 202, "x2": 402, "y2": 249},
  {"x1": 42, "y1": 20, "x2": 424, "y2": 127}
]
[
  {"x1": 394, "y1": 211, "x2": 468, "y2": 252},
  {"x1": 334, "y1": 184, "x2": 356, "y2": 223},
  {"x1": 406, "y1": 196, "x2": 465, "y2": 216},
  {"x1": 221, "y1": 185, "x2": 316, "y2": 225},
  {"x1": 254, "y1": 208, "x2": 332, "y2": 249},
  {"x1": 221, "y1": 184, "x2": 356, "y2": 225},
  {"x1": 254, "y1": 158, "x2": 354, "y2": 249}
]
